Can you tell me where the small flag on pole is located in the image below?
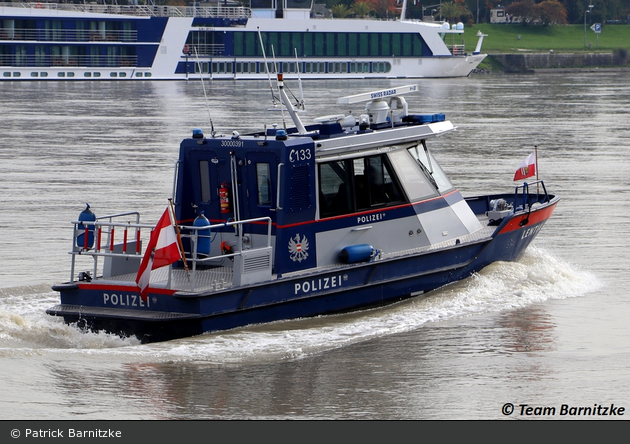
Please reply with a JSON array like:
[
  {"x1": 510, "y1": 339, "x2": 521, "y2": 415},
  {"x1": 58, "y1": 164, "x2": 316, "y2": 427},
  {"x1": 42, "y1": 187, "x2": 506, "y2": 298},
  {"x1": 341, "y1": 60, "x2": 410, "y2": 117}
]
[
  {"x1": 135, "y1": 207, "x2": 182, "y2": 301},
  {"x1": 514, "y1": 151, "x2": 537, "y2": 181}
]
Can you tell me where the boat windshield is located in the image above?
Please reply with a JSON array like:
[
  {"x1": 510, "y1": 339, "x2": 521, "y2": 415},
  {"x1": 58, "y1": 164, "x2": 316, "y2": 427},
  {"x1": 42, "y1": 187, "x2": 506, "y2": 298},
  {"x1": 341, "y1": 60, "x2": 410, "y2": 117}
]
[
  {"x1": 406, "y1": 142, "x2": 454, "y2": 194},
  {"x1": 387, "y1": 148, "x2": 438, "y2": 202}
]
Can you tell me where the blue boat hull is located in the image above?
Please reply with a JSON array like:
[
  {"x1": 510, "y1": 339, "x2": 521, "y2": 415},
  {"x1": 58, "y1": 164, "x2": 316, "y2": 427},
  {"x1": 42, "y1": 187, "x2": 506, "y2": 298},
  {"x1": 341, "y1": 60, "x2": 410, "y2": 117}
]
[{"x1": 48, "y1": 197, "x2": 558, "y2": 343}]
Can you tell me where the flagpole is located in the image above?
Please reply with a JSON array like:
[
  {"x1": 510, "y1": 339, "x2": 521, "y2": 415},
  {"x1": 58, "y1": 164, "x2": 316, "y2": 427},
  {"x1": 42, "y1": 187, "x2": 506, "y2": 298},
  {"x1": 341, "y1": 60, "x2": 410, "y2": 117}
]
[
  {"x1": 535, "y1": 145, "x2": 539, "y2": 194},
  {"x1": 169, "y1": 198, "x2": 190, "y2": 276}
]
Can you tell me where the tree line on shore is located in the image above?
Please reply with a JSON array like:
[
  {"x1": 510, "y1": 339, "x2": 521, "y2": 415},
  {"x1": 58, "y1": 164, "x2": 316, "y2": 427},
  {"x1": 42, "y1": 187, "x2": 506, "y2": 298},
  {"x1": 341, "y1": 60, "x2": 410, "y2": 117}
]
[
  {"x1": 318, "y1": 0, "x2": 628, "y2": 25},
  {"x1": 76, "y1": 0, "x2": 630, "y2": 25}
]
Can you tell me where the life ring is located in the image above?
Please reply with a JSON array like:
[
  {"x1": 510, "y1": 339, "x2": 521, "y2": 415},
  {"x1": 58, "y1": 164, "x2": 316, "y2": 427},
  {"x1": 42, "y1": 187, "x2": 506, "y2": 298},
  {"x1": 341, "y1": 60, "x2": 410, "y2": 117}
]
[
  {"x1": 35, "y1": 3, "x2": 43, "y2": 8},
  {"x1": 183, "y1": 44, "x2": 190, "y2": 54}
]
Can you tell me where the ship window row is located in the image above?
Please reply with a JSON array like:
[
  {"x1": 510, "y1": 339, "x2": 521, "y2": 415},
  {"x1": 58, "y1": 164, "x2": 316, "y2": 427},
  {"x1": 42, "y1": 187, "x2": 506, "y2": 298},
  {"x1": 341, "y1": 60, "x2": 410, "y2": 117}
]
[
  {"x1": 232, "y1": 31, "x2": 424, "y2": 58},
  {"x1": 0, "y1": 45, "x2": 138, "y2": 68},
  {"x1": 3, "y1": 71, "x2": 152, "y2": 78},
  {"x1": 0, "y1": 19, "x2": 137, "y2": 43},
  {"x1": 193, "y1": 61, "x2": 391, "y2": 74}
]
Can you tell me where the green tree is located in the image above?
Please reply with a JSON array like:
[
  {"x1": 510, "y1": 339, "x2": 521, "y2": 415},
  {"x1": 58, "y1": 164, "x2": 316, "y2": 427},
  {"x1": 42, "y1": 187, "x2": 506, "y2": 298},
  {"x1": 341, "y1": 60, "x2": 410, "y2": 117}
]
[
  {"x1": 364, "y1": 0, "x2": 398, "y2": 18},
  {"x1": 506, "y1": 0, "x2": 537, "y2": 24},
  {"x1": 351, "y1": 1, "x2": 372, "y2": 18},
  {"x1": 439, "y1": 1, "x2": 473, "y2": 23},
  {"x1": 331, "y1": 4, "x2": 352, "y2": 17},
  {"x1": 537, "y1": 0, "x2": 568, "y2": 25}
]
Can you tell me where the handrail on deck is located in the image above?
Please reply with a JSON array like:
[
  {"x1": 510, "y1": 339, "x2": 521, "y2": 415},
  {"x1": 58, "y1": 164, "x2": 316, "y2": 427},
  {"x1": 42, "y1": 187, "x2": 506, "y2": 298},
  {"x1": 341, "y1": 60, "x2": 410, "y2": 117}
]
[
  {"x1": 178, "y1": 216, "x2": 273, "y2": 290},
  {"x1": 68, "y1": 213, "x2": 273, "y2": 291},
  {"x1": 514, "y1": 180, "x2": 550, "y2": 209}
]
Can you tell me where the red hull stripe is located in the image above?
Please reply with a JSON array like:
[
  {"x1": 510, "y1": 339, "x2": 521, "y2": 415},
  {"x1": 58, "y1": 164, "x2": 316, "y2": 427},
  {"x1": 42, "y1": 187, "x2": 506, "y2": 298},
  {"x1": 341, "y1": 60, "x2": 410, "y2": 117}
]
[
  {"x1": 183, "y1": 190, "x2": 461, "y2": 229},
  {"x1": 78, "y1": 283, "x2": 177, "y2": 296},
  {"x1": 498, "y1": 202, "x2": 558, "y2": 235}
]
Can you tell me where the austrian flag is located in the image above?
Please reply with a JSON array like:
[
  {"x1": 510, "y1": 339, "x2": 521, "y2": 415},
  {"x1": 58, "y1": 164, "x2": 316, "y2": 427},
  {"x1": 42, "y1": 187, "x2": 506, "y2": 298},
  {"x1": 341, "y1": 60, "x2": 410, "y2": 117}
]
[
  {"x1": 135, "y1": 207, "x2": 182, "y2": 300},
  {"x1": 514, "y1": 152, "x2": 537, "y2": 181}
]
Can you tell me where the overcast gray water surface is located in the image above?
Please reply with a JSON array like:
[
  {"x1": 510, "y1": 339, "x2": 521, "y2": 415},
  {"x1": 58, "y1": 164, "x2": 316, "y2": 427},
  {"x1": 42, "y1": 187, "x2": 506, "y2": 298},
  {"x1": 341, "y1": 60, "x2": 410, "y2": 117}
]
[{"x1": 0, "y1": 72, "x2": 628, "y2": 419}]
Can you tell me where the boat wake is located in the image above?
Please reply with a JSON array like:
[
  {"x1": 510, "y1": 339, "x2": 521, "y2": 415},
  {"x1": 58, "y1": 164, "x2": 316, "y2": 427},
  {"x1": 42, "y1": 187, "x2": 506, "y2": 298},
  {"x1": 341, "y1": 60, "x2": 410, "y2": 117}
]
[{"x1": 0, "y1": 247, "x2": 600, "y2": 362}]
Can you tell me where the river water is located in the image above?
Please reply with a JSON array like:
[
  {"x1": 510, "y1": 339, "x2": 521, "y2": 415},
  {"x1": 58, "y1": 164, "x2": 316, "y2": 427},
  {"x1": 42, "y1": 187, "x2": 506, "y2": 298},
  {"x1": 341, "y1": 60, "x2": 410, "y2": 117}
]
[{"x1": 0, "y1": 72, "x2": 628, "y2": 420}]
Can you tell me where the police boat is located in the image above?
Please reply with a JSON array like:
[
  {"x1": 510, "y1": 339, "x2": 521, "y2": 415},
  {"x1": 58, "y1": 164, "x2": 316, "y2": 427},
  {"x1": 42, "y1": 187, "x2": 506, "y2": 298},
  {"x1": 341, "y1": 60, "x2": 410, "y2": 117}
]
[{"x1": 47, "y1": 77, "x2": 559, "y2": 343}]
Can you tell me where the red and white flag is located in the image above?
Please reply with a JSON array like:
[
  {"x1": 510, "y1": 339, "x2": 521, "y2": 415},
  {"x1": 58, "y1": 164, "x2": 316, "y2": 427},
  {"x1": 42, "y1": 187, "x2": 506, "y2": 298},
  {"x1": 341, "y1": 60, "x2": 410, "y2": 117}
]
[
  {"x1": 135, "y1": 207, "x2": 182, "y2": 300},
  {"x1": 513, "y1": 152, "x2": 537, "y2": 181}
]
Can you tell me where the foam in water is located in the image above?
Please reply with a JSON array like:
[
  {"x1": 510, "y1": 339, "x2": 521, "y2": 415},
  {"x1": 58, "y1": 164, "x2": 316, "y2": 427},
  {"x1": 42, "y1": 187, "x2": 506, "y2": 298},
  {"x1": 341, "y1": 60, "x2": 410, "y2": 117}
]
[{"x1": 0, "y1": 247, "x2": 600, "y2": 363}]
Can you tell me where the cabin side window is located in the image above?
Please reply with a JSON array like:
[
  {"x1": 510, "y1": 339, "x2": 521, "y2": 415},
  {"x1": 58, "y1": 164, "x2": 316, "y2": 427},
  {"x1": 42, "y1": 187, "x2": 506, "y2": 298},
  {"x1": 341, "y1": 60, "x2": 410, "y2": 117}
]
[
  {"x1": 256, "y1": 163, "x2": 272, "y2": 206},
  {"x1": 318, "y1": 154, "x2": 404, "y2": 218},
  {"x1": 199, "y1": 160, "x2": 212, "y2": 203},
  {"x1": 353, "y1": 156, "x2": 404, "y2": 210},
  {"x1": 319, "y1": 160, "x2": 351, "y2": 217}
]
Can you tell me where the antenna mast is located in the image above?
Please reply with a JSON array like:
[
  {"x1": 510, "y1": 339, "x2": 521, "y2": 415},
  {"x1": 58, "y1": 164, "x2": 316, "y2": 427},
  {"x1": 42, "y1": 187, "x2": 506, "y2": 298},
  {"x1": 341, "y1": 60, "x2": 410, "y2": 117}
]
[{"x1": 193, "y1": 47, "x2": 215, "y2": 136}]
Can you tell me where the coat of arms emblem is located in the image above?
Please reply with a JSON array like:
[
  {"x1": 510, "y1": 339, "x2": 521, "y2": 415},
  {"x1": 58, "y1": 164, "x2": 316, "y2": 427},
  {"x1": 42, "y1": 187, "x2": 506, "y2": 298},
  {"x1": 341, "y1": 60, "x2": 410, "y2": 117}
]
[{"x1": 288, "y1": 234, "x2": 309, "y2": 262}]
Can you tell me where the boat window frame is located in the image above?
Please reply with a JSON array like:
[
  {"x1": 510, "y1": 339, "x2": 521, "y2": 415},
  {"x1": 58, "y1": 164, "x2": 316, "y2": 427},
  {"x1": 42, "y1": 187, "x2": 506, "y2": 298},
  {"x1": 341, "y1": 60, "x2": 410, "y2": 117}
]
[
  {"x1": 255, "y1": 162, "x2": 272, "y2": 207},
  {"x1": 407, "y1": 141, "x2": 455, "y2": 194},
  {"x1": 387, "y1": 145, "x2": 440, "y2": 202},
  {"x1": 199, "y1": 160, "x2": 212, "y2": 204},
  {"x1": 318, "y1": 153, "x2": 406, "y2": 218}
]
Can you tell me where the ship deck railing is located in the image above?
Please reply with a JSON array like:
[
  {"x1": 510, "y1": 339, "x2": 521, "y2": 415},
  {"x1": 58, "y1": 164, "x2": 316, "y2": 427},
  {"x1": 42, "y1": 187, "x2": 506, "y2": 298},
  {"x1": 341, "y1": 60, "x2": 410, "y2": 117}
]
[
  {"x1": 448, "y1": 44, "x2": 467, "y2": 56},
  {"x1": 0, "y1": 28, "x2": 138, "y2": 42},
  {"x1": 182, "y1": 44, "x2": 226, "y2": 57},
  {"x1": 4, "y1": 3, "x2": 252, "y2": 19},
  {"x1": 0, "y1": 28, "x2": 138, "y2": 43},
  {"x1": 68, "y1": 212, "x2": 273, "y2": 292}
]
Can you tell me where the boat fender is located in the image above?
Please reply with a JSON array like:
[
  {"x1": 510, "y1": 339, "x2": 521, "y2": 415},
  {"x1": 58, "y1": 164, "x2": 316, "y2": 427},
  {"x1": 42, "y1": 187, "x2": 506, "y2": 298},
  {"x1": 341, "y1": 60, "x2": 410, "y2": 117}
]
[
  {"x1": 339, "y1": 244, "x2": 375, "y2": 264},
  {"x1": 76, "y1": 203, "x2": 96, "y2": 250},
  {"x1": 219, "y1": 182, "x2": 231, "y2": 214},
  {"x1": 193, "y1": 211, "x2": 211, "y2": 257}
]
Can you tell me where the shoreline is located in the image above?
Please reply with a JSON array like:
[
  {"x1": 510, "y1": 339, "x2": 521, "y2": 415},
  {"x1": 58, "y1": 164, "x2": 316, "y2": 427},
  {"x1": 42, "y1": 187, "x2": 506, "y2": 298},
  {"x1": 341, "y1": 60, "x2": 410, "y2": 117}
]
[
  {"x1": 473, "y1": 65, "x2": 630, "y2": 74},
  {"x1": 478, "y1": 51, "x2": 630, "y2": 74}
]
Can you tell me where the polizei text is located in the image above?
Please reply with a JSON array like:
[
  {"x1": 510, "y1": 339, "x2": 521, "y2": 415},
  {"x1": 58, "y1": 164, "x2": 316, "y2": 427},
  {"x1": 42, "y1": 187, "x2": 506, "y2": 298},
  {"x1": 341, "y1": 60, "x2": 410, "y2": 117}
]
[
  {"x1": 103, "y1": 292, "x2": 150, "y2": 307},
  {"x1": 294, "y1": 274, "x2": 344, "y2": 295}
]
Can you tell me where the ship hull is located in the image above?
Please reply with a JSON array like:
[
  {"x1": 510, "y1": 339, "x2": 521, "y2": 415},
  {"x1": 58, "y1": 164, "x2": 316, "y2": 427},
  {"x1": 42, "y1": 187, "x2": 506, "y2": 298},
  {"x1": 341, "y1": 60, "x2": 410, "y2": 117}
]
[{"x1": 48, "y1": 197, "x2": 558, "y2": 343}]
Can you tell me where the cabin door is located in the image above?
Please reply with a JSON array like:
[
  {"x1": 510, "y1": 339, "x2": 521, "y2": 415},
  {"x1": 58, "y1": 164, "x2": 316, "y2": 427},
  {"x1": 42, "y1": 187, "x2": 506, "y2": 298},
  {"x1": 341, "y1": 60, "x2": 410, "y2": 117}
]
[
  {"x1": 187, "y1": 149, "x2": 220, "y2": 221},
  {"x1": 238, "y1": 151, "x2": 280, "y2": 222}
]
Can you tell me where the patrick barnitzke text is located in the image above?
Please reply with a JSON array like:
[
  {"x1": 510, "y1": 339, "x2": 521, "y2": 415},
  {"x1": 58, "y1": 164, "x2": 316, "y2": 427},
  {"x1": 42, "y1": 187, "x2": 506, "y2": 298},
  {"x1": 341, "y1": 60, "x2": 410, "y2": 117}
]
[{"x1": 22, "y1": 429, "x2": 121, "y2": 438}]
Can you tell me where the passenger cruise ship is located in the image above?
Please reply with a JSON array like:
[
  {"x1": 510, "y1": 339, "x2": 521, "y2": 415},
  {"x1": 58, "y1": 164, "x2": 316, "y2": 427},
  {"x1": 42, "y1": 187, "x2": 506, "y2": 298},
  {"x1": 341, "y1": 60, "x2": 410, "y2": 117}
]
[{"x1": 0, "y1": 1, "x2": 487, "y2": 81}]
